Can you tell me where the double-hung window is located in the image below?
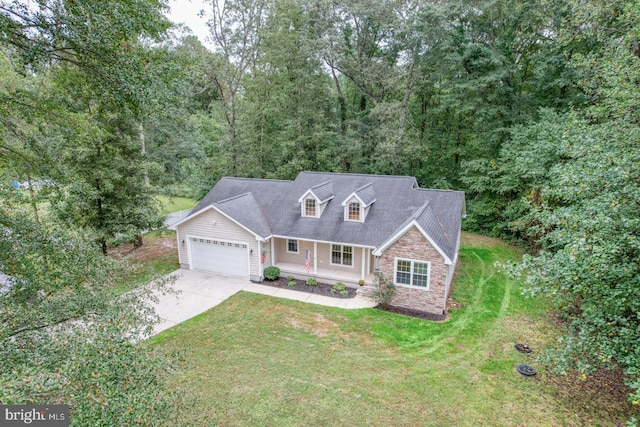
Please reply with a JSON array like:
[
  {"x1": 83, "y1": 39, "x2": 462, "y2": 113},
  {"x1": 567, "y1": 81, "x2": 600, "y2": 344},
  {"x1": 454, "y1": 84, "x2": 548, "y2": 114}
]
[
  {"x1": 287, "y1": 239, "x2": 299, "y2": 253},
  {"x1": 304, "y1": 198, "x2": 316, "y2": 217},
  {"x1": 331, "y1": 245, "x2": 353, "y2": 266},
  {"x1": 395, "y1": 258, "x2": 430, "y2": 288},
  {"x1": 347, "y1": 202, "x2": 361, "y2": 221}
]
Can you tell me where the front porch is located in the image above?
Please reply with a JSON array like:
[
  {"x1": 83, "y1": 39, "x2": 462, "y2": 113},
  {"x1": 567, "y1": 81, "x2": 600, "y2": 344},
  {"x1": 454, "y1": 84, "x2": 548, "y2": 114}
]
[{"x1": 274, "y1": 261, "x2": 375, "y2": 287}]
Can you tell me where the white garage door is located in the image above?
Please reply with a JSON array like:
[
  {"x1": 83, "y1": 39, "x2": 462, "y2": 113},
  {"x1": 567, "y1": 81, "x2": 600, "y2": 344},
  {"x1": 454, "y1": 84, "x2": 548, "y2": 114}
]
[{"x1": 189, "y1": 238, "x2": 249, "y2": 278}]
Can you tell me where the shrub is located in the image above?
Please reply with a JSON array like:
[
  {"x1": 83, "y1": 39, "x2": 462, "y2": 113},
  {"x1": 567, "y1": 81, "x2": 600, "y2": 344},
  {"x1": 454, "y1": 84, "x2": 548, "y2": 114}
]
[
  {"x1": 331, "y1": 282, "x2": 346, "y2": 294},
  {"x1": 358, "y1": 279, "x2": 365, "y2": 286},
  {"x1": 286, "y1": 275, "x2": 295, "y2": 281},
  {"x1": 305, "y1": 277, "x2": 318, "y2": 286},
  {"x1": 264, "y1": 266, "x2": 280, "y2": 281},
  {"x1": 372, "y1": 273, "x2": 396, "y2": 308},
  {"x1": 288, "y1": 280, "x2": 297, "y2": 287}
]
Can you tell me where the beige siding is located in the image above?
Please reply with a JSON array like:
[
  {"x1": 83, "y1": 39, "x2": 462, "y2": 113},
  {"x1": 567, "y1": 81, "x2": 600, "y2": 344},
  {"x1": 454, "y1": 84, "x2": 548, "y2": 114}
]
[
  {"x1": 317, "y1": 242, "x2": 364, "y2": 273},
  {"x1": 176, "y1": 209, "x2": 261, "y2": 280},
  {"x1": 274, "y1": 238, "x2": 371, "y2": 276},
  {"x1": 275, "y1": 238, "x2": 303, "y2": 264}
]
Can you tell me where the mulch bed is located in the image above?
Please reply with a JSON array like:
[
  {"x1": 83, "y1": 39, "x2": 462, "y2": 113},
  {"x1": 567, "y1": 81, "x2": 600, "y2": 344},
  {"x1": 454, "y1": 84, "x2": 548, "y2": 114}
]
[
  {"x1": 377, "y1": 304, "x2": 448, "y2": 321},
  {"x1": 261, "y1": 277, "x2": 357, "y2": 299},
  {"x1": 262, "y1": 278, "x2": 448, "y2": 321}
]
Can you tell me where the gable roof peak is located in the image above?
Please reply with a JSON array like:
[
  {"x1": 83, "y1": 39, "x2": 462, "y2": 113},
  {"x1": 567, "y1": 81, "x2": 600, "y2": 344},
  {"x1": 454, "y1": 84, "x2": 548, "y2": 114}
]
[
  {"x1": 342, "y1": 182, "x2": 376, "y2": 207},
  {"x1": 213, "y1": 191, "x2": 271, "y2": 238}
]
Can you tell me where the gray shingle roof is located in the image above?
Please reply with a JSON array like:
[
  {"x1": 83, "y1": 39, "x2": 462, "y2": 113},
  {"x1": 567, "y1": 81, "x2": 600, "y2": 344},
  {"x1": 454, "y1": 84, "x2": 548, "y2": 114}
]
[
  {"x1": 308, "y1": 181, "x2": 334, "y2": 203},
  {"x1": 185, "y1": 172, "x2": 465, "y2": 261},
  {"x1": 214, "y1": 192, "x2": 272, "y2": 238},
  {"x1": 353, "y1": 183, "x2": 376, "y2": 206}
]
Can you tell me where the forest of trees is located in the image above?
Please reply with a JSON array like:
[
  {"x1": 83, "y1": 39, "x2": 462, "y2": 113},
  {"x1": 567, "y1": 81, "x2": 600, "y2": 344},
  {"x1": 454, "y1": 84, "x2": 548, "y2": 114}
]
[{"x1": 1, "y1": 0, "x2": 639, "y2": 422}]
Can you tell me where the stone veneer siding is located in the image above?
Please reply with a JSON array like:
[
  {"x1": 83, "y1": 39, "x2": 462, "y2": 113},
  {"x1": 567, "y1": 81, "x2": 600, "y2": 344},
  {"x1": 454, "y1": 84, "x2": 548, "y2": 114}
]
[{"x1": 379, "y1": 226, "x2": 449, "y2": 315}]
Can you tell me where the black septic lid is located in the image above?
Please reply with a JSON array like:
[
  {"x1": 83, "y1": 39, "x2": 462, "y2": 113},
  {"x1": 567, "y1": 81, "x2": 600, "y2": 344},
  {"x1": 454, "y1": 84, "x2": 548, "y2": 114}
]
[
  {"x1": 514, "y1": 343, "x2": 532, "y2": 353},
  {"x1": 516, "y1": 364, "x2": 537, "y2": 376}
]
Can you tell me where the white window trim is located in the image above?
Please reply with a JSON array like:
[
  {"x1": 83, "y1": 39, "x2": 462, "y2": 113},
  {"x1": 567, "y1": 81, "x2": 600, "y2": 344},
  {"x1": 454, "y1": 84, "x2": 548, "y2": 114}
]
[
  {"x1": 393, "y1": 257, "x2": 431, "y2": 289},
  {"x1": 330, "y1": 244, "x2": 354, "y2": 268},
  {"x1": 286, "y1": 239, "x2": 299, "y2": 254}
]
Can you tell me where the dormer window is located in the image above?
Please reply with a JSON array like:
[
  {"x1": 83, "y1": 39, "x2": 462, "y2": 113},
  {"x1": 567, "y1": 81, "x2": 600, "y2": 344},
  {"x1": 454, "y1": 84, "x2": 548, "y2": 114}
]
[
  {"x1": 341, "y1": 183, "x2": 375, "y2": 223},
  {"x1": 298, "y1": 181, "x2": 333, "y2": 218},
  {"x1": 348, "y1": 202, "x2": 361, "y2": 221},
  {"x1": 304, "y1": 198, "x2": 317, "y2": 217}
]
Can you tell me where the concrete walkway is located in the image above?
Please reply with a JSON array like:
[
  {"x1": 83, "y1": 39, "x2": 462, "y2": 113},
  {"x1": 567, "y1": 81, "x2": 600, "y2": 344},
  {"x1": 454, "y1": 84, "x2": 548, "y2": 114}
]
[
  {"x1": 149, "y1": 269, "x2": 376, "y2": 336},
  {"x1": 244, "y1": 283, "x2": 376, "y2": 309}
]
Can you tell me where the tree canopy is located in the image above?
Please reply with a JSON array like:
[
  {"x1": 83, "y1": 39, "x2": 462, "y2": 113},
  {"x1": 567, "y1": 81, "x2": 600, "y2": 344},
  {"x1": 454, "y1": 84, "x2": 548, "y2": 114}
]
[{"x1": 2, "y1": 0, "x2": 640, "y2": 416}]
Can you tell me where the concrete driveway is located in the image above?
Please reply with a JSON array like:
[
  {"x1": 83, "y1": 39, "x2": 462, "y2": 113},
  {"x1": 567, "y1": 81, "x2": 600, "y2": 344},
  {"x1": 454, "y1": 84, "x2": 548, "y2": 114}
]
[{"x1": 150, "y1": 269, "x2": 249, "y2": 336}]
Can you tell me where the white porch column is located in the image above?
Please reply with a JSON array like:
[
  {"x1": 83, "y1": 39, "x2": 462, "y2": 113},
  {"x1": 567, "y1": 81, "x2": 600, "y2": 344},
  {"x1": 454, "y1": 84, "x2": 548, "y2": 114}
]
[
  {"x1": 258, "y1": 240, "x2": 263, "y2": 278},
  {"x1": 313, "y1": 241, "x2": 318, "y2": 274},
  {"x1": 270, "y1": 238, "x2": 275, "y2": 265},
  {"x1": 361, "y1": 247, "x2": 366, "y2": 280}
]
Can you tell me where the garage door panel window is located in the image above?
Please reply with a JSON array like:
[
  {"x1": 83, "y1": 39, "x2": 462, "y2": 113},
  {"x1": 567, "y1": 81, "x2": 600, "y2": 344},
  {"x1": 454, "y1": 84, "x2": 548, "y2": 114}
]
[{"x1": 395, "y1": 258, "x2": 430, "y2": 288}]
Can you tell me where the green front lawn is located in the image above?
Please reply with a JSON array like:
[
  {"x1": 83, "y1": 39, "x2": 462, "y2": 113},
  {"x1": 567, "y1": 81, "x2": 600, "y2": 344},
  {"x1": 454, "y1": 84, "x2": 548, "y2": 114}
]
[{"x1": 150, "y1": 234, "x2": 632, "y2": 426}]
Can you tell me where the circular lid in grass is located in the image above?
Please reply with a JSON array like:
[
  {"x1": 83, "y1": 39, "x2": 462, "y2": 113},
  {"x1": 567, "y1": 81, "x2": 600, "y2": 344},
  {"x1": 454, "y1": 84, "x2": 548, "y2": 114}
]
[
  {"x1": 514, "y1": 343, "x2": 532, "y2": 353},
  {"x1": 516, "y1": 364, "x2": 537, "y2": 376}
]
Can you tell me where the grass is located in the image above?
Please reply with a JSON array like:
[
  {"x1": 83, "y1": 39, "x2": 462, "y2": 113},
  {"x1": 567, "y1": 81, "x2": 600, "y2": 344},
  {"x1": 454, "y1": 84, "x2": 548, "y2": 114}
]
[
  {"x1": 149, "y1": 233, "x2": 634, "y2": 426},
  {"x1": 155, "y1": 195, "x2": 198, "y2": 214}
]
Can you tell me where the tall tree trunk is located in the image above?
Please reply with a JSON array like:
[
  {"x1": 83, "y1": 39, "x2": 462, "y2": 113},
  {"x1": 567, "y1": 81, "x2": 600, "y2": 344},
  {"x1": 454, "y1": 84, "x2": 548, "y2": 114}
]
[
  {"x1": 97, "y1": 193, "x2": 107, "y2": 256},
  {"x1": 258, "y1": 111, "x2": 266, "y2": 178},
  {"x1": 328, "y1": 62, "x2": 350, "y2": 171},
  {"x1": 230, "y1": 101, "x2": 237, "y2": 175},
  {"x1": 26, "y1": 176, "x2": 40, "y2": 223},
  {"x1": 329, "y1": 64, "x2": 347, "y2": 138},
  {"x1": 394, "y1": 60, "x2": 416, "y2": 172},
  {"x1": 139, "y1": 122, "x2": 150, "y2": 187}
]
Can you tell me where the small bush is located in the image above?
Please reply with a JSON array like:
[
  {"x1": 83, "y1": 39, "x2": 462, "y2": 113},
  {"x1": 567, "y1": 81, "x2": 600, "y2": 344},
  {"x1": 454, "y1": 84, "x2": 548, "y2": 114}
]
[
  {"x1": 331, "y1": 282, "x2": 346, "y2": 294},
  {"x1": 264, "y1": 266, "x2": 280, "y2": 281},
  {"x1": 372, "y1": 273, "x2": 396, "y2": 308},
  {"x1": 306, "y1": 277, "x2": 318, "y2": 286},
  {"x1": 286, "y1": 275, "x2": 295, "y2": 281},
  {"x1": 288, "y1": 280, "x2": 297, "y2": 287},
  {"x1": 358, "y1": 279, "x2": 365, "y2": 286}
]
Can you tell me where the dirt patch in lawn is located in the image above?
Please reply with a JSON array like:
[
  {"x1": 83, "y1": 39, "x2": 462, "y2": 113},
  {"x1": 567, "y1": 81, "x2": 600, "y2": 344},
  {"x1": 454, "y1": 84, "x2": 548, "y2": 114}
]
[
  {"x1": 461, "y1": 232, "x2": 514, "y2": 249},
  {"x1": 544, "y1": 366, "x2": 636, "y2": 424},
  {"x1": 261, "y1": 277, "x2": 357, "y2": 299},
  {"x1": 109, "y1": 233, "x2": 177, "y2": 262},
  {"x1": 377, "y1": 304, "x2": 448, "y2": 321},
  {"x1": 287, "y1": 313, "x2": 344, "y2": 338}
]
